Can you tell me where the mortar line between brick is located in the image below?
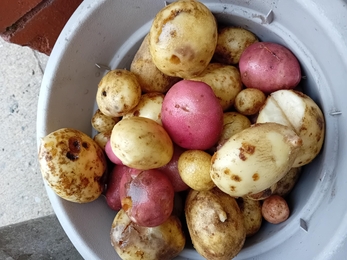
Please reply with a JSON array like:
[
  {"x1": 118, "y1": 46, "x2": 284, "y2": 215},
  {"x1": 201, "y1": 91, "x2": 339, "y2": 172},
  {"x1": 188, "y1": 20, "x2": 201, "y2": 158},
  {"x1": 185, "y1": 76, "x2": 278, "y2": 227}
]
[{"x1": 1, "y1": 0, "x2": 55, "y2": 38}]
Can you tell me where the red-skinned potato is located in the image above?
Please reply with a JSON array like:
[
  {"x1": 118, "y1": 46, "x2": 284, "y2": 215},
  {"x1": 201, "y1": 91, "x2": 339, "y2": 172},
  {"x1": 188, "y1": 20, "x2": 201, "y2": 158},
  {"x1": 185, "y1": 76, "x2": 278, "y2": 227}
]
[
  {"x1": 119, "y1": 169, "x2": 175, "y2": 227},
  {"x1": 239, "y1": 42, "x2": 301, "y2": 93},
  {"x1": 262, "y1": 195, "x2": 290, "y2": 224},
  {"x1": 161, "y1": 80, "x2": 223, "y2": 150}
]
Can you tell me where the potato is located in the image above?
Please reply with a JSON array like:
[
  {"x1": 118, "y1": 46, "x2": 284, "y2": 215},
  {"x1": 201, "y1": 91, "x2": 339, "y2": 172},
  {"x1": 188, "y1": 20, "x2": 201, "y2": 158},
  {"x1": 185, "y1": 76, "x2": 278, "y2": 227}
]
[
  {"x1": 237, "y1": 197, "x2": 262, "y2": 237},
  {"x1": 234, "y1": 88, "x2": 266, "y2": 116},
  {"x1": 217, "y1": 112, "x2": 251, "y2": 148},
  {"x1": 149, "y1": 0, "x2": 217, "y2": 78},
  {"x1": 273, "y1": 167, "x2": 301, "y2": 197},
  {"x1": 178, "y1": 150, "x2": 214, "y2": 191},
  {"x1": 189, "y1": 63, "x2": 242, "y2": 110},
  {"x1": 185, "y1": 188, "x2": 246, "y2": 260},
  {"x1": 239, "y1": 42, "x2": 301, "y2": 93},
  {"x1": 96, "y1": 69, "x2": 141, "y2": 117},
  {"x1": 210, "y1": 123, "x2": 302, "y2": 197},
  {"x1": 111, "y1": 209, "x2": 185, "y2": 260},
  {"x1": 93, "y1": 131, "x2": 110, "y2": 150},
  {"x1": 38, "y1": 128, "x2": 107, "y2": 203},
  {"x1": 213, "y1": 26, "x2": 259, "y2": 65},
  {"x1": 256, "y1": 90, "x2": 325, "y2": 167},
  {"x1": 123, "y1": 92, "x2": 164, "y2": 125},
  {"x1": 161, "y1": 80, "x2": 223, "y2": 150},
  {"x1": 261, "y1": 195, "x2": 290, "y2": 224},
  {"x1": 110, "y1": 117, "x2": 173, "y2": 170},
  {"x1": 130, "y1": 34, "x2": 181, "y2": 93},
  {"x1": 91, "y1": 109, "x2": 120, "y2": 133},
  {"x1": 105, "y1": 165, "x2": 126, "y2": 211},
  {"x1": 246, "y1": 184, "x2": 277, "y2": 201}
]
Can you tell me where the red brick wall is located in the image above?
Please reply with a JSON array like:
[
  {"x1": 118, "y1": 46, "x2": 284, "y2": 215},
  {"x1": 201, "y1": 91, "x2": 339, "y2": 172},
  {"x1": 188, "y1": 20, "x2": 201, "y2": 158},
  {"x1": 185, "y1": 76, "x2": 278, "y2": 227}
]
[{"x1": 0, "y1": 0, "x2": 82, "y2": 55}]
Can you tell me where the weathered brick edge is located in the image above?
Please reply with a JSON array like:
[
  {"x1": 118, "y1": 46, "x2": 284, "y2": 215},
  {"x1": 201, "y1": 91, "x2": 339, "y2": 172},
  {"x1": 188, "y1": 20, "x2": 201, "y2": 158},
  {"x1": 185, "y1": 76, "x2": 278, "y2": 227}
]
[{"x1": 0, "y1": 0, "x2": 82, "y2": 55}]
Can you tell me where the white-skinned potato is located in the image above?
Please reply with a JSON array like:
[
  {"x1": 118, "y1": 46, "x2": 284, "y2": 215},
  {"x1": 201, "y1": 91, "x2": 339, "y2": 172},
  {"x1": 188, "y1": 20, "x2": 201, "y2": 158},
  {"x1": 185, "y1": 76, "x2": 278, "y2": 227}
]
[
  {"x1": 110, "y1": 117, "x2": 173, "y2": 170},
  {"x1": 149, "y1": 0, "x2": 217, "y2": 78},
  {"x1": 210, "y1": 123, "x2": 302, "y2": 197},
  {"x1": 189, "y1": 63, "x2": 242, "y2": 110},
  {"x1": 91, "y1": 109, "x2": 120, "y2": 133},
  {"x1": 96, "y1": 69, "x2": 141, "y2": 117},
  {"x1": 93, "y1": 131, "x2": 110, "y2": 150},
  {"x1": 217, "y1": 111, "x2": 251, "y2": 148},
  {"x1": 110, "y1": 209, "x2": 185, "y2": 260},
  {"x1": 213, "y1": 26, "x2": 259, "y2": 65},
  {"x1": 185, "y1": 188, "x2": 246, "y2": 260},
  {"x1": 178, "y1": 150, "x2": 214, "y2": 191},
  {"x1": 38, "y1": 128, "x2": 107, "y2": 203},
  {"x1": 130, "y1": 34, "x2": 181, "y2": 93},
  {"x1": 256, "y1": 89, "x2": 325, "y2": 167},
  {"x1": 123, "y1": 92, "x2": 164, "y2": 125},
  {"x1": 237, "y1": 197, "x2": 262, "y2": 237},
  {"x1": 234, "y1": 88, "x2": 266, "y2": 116}
]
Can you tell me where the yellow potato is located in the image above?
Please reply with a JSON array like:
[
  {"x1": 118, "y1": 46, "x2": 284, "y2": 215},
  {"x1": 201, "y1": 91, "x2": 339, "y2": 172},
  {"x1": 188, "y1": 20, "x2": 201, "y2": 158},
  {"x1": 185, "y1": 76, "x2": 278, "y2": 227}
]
[
  {"x1": 38, "y1": 128, "x2": 107, "y2": 203},
  {"x1": 189, "y1": 63, "x2": 242, "y2": 110},
  {"x1": 234, "y1": 88, "x2": 266, "y2": 116},
  {"x1": 237, "y1": 197, "x2": 262, "y2": 237},
  {"x1": 111, "y1": 209, "x2": 185, "y2": 260},
  {"x1": 93, "y1": 131, "x2": 110, "y2": 151},
  {"x1": 130, "y1": 34, "x2": 181, "y2": 93},
  {"x1": 149, "y1": 0, "x2": 217, "y2": 78},
  {"x1": 178, "y1": 150, "x2": 214, "y2": 191},
  {"x1": 91, "y1": 109, "x2": 120, "y2": 133},
  {"x1": 185, "y1": 188, "x2": 246, "y2": 260}
]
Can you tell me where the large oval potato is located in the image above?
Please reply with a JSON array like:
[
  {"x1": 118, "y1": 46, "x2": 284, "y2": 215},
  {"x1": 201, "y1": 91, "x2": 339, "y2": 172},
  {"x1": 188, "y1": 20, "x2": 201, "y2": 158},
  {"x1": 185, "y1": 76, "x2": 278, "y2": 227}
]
[
  {"x1": 111, "y1": 209, "x2": 185, "y2": 260},
  {"x1": 185, "y1": 188, "x2": 246, "y2": 260},
  {"x1": 38, "y1": 128, "x2": 107, "y2": 203},
  {"x1": 211, "y1": 123, "x2": 302, "y2": 197},
  {"x1": 189, "y1": 63, "x2": 242, "y2": 110},
  {"x1": 130, "y1": 34, "x2": 181, "y2": 93},
  {"x1": 256, "y1": 90, "x2": 325, "y2": 167},
  {"x1": 110, "y1": 117, "x2": 173, "y2": 170},
  {"x1": 149, "y1": 0, "x2": 217, "y2": 78}
]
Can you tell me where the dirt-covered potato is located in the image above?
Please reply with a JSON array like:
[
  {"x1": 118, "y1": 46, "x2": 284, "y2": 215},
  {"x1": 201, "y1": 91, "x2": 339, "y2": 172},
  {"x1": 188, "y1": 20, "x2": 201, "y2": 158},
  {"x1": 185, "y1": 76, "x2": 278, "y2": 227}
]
[
  {"x1": 178, "y1": 150, "x2": 214, "y2": 191},
  {"x1": 130, "y1": 34, "x2": 181, "y2": 93},
  {"x1": 213, "y1": 26, "x2": 259, "y2": 65},
  {"x1": 237, "y1": 197, "x2": 262, "y2": 237},
  {"x1": 149, "y1": 0, "x2": 217, "y2": 78},
  {"x1": 256, "y1": 90, "x2": 325, "y2": 167},
  {"x1": 185, "y1": 188, "x2": 246, "y2": 260},
  {"x1": 111, "y1": 209, "x2": 185, "y2": 260},
  {"x1": 217, "y1": 111, "x2": 251, "y2": 148},
  {"x1": 96, "y1": 69, "x2": 141, "y2": 117},
  {"x1": 38, "y1": 128, "x2": 107, "y2": 203},
  {"x1": 123, "y1": 92, "x2": 164, "y2": 125},
  {"x1": 273, "y1": 167, "x2": 301, "y2": 197},
  {"x1": 262, "y1": 195, "x2": 290, "y2": 224},
  {"x1": 93, "y1": 131, "x2": 110, "y2": 150},
  {"x1": 110, "y1": 117, "x2": 173, "y2": 170},
  {"x1": 91, "y1": 109, "x2": 120, "y2": 133},
  {"x1": 211, "y1": 123, "x2": 302, "y2": 197},
  {"x1": 246, "y1": 184, "x2": 277, "y2": 201},
  {"x1": 189, "y1": 63, "x2": 242, "y2": 110},
  {"x1": 234, "y1": 88, "x2": 266, "y2": 116}
]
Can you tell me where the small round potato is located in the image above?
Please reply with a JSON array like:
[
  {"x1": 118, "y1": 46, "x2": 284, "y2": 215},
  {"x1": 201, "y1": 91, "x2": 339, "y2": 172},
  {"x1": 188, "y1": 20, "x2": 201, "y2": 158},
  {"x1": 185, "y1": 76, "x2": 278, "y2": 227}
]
[
  {"x1": 217, "y1": 112, "x2": 251, "y2": 148},
  {"x1": 262, "y1": 195, "x2": 290, "y2": 224},
  {"x1": 185, "y1": 188, "x2": 246, "y2": 260},
  {"x1": 189, "y1": 63, "x2": 242, "y2": 110},
  {"x1": 93, "y1": 131, "x2": 110, "y2": 150},
  {"x1": 178, "y1": 150, "x2": 214, "y2": 191},
  {"x1": 96, "y1": 69, "x2": 141, "y2": 117},
  {"x1": 38, "y1": 128, "x2": 107, "y2": 203},
  {"x1": 213, "y1": 26, "x2": 259, "y2": 65},
  {"x1": 111, "y1": 209, "x2": 185, "y2": 260},
  {"x1": 130, "y1": 34, "x2": 181, "y2": 93},
  {"x1": 237, "y1": 197, "x2": 262, "y2": 237},
  {"x1": 123, "y1": 92, "x2": 164, "y2": 125},
  {"x1": 91, "y1": 109, "x2": 120, "y2": 133},
  {"x1": 234, "y1": 88, "x2": 266, "y2": 116},
  {"x1": 149, "y1": 0, "x2": 217, "y2": 78},
  {"x1": 110, "y1": 117, "x2": 173, "y2": 170}
]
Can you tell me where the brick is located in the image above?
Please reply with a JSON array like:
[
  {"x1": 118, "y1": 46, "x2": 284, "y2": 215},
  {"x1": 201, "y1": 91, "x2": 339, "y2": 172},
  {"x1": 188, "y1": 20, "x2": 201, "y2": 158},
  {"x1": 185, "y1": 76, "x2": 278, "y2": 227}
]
[
  {"x1": 0, "y1": 0, "x2": 44, "y2": 33},
  {"x1": 1, "y1": 0, "x2": 82, "y2": 55}
]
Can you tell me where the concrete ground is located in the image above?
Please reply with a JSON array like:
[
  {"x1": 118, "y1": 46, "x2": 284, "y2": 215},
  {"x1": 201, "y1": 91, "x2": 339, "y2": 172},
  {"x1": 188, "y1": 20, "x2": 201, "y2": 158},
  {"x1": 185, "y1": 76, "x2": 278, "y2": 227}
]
[{"x1": 0, "y1": 37, "x2": 81, "y2": 259}]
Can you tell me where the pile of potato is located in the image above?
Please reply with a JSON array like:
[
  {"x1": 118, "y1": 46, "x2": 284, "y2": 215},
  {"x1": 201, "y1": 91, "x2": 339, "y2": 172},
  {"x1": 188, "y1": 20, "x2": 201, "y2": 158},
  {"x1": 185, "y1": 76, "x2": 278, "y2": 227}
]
[{"x1": 38, "y1": 0, "x2": 325, "y2": 259}]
